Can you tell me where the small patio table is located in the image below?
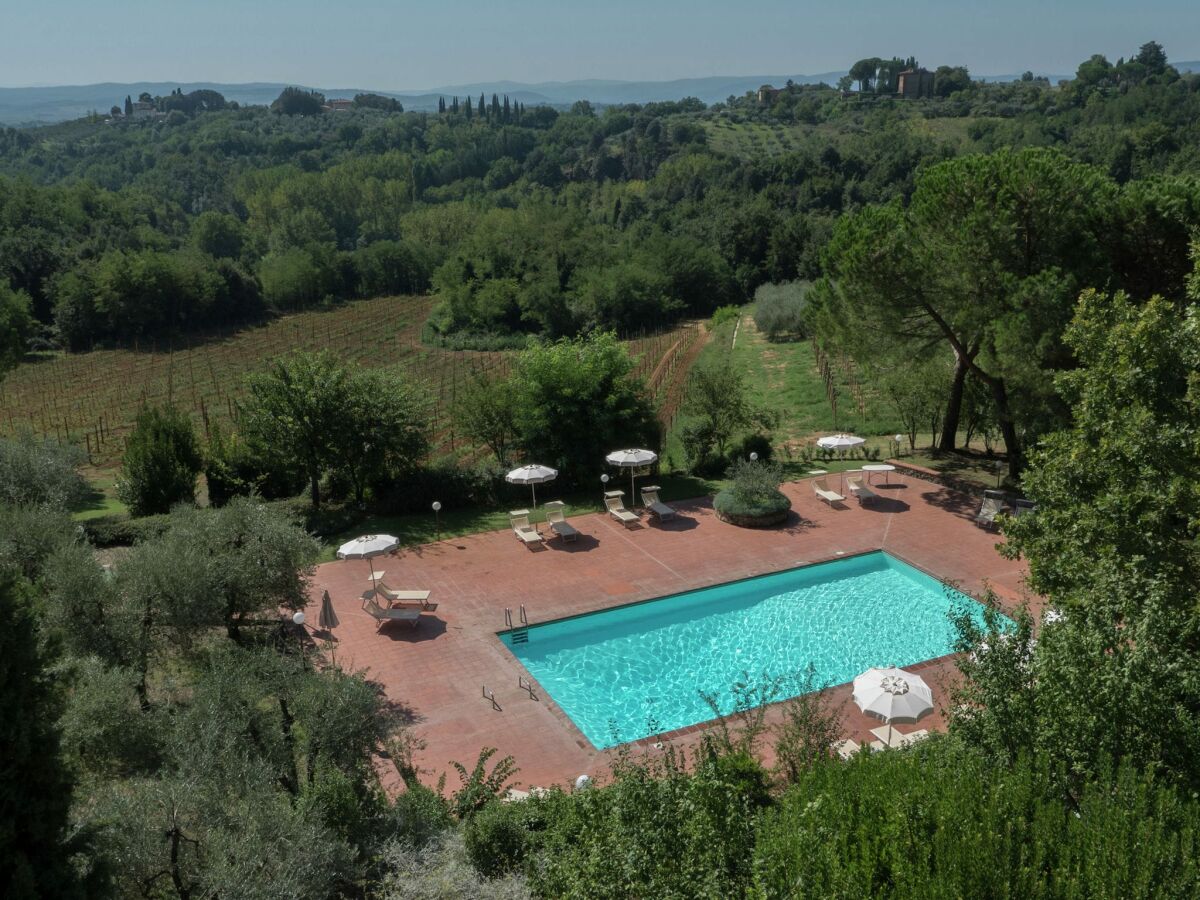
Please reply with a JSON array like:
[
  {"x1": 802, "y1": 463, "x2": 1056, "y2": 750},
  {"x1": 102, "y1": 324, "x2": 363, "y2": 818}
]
[{"x1": 862, "y1": 463, "x2": 897, "y2": 486}]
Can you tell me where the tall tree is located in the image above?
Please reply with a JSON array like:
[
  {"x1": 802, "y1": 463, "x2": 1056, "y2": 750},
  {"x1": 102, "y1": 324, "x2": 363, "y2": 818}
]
[
  {"x1": 0, "y1": 570, "x2": 82, "y2": 899},
  {"x1": 817, "y1": 148, "x2": 1116, "y2": 472},
  {"x1": 955, "y1": 282, "x2": 1200, "y2": 790},
  {"x1": 239, "y1": 351, "x2": 349, "y2": 508},
  {"x1": 117, "y1": 404, "x2": 202, "y2": 516},
  {"x1": 124, "y1": 94, "x2": 133, "y2": 115}
]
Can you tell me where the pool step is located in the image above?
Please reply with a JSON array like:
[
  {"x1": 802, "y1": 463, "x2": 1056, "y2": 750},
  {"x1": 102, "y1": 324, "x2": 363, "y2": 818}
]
[{"x1": 511, "y1": 627, "x2": 529, "y2": 645}]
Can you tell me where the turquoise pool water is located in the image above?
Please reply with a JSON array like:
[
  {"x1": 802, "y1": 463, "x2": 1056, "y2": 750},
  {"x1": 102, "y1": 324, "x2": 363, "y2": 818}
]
[{"x1": 500, "y1": 551, "x2": 995, "y2": 748}]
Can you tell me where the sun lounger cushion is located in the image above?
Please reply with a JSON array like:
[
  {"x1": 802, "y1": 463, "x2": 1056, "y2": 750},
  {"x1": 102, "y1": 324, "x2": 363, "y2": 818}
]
[
  {"x1": 813, "y1": 477, "x2": 845, "y2": 505},
  {"x1": 846, "y1": 476, "x2": 878, "y2": 505},
  {"x1": 641, "y1": 488, "x2": 677, "y2": 521},
  {"x1": 363, "y1": 596, "x2": 420, "y2": 629},
  {"x1": 605, "y1": 497, "x2": 639, "y2": 526}
]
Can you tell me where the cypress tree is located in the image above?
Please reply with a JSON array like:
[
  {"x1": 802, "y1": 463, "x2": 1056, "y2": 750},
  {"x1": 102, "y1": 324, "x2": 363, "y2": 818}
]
[
  {"x1": 0, "y1": 570, "x2": 81, "y2": 899},
  {"x1": 124, "y1": 94, "x2": 132, "y2": 116},
  {"x1": 464, "y1": 96, "x2": 472, "y2": 119},
  {"x1": 503, "y1": 94, "x2": 510, "y2": 122},
  {"x1": 478, "y1": 93, "x2": 486, "y2": 118},
  {"x1": 491, "y1": 92, "x2": 500, "y2": 119},
  {"x1": 451, "y1": 96, "x2": 459, "y2": 113}
]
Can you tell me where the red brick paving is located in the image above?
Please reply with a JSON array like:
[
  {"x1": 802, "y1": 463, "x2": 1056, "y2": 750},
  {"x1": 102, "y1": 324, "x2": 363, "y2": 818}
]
[{"x1": 301, "y1": 473, "x2": 1034, "y2": 792}]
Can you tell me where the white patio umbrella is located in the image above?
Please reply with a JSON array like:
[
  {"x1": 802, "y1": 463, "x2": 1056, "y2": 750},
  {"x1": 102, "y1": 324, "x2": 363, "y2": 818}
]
[
  {"x1": 505, "y1": 463, "x2": 558, "y2": 509},
  {"x1": 817, "y1": 433, "x2": 866, "y2": 455},
  {"x1": 852, "y1": 666, "x2": 934, "y2": 748},
  {"x1": 605, "y1": 448, "x2": 658, "y2": 501},
  {"x1": 336, "y1": 534, "x2": 400, "y2": 591}
]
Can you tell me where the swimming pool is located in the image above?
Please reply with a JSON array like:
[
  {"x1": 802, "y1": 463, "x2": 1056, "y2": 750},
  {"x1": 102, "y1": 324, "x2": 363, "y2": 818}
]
[{"x1": 500, "y1": 551, "x2": 996, "y2": 748}]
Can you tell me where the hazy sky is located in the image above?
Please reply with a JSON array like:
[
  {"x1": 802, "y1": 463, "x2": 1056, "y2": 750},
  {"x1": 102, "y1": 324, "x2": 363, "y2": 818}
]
[{"x1": 2, "y1": 0, "x2": 1196, "y2": 88}]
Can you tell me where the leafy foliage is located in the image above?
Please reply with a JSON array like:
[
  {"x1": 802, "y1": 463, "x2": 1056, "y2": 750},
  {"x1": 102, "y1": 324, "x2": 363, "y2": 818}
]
[
  {"x1": 117, "y1": 404, "x2": 202, "y2": 516},
  {"x1": 0, "y1": 430, "x2": 87, "y2": 509}
]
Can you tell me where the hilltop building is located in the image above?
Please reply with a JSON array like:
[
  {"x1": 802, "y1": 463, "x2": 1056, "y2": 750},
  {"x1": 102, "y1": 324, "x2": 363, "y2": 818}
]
[
  {"x1": 896, "y1": 68, "x2": 934, "y2": 98},
  {"x1": 324, "y1": 98, "x2": 353, "y2": 112},
  {"x1": 756, "y1": 84, "x2": 782, "y2": 104}
]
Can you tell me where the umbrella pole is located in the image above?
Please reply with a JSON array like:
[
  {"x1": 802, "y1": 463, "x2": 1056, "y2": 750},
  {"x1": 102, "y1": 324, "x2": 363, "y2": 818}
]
[
  {"x1": 630, "y1": 468, "x2": 635, "y2": 505},
  {"x1": 532, "y1": 482, "x2": 537, "y2": 511}
]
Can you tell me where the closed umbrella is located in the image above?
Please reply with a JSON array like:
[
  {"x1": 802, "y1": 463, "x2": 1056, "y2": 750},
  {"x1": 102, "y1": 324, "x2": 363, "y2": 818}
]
[
  {"x1": 336, "y1": 534, "x2": 400, "y2": 591},
  {"x1": 505, "y1": 463, "x2": 558, "y2": 509},
  {"x1": 852, "y1": 666, "x2": 933, "y2": 748},
  {"x1": 605, "y1": 448, "x2": 658, "y2": 502},
  {"x1": 318, "y1": 589, "x2": 339, "y2": 632}
]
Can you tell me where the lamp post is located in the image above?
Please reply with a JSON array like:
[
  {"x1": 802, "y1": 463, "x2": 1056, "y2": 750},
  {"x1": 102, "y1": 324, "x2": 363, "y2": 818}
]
[
  {"x1": 600, "y1": 473, "x2": 610, "y2": 498},
  {"x1": 749, "y1": 451, "x2": 759, "y2": 462},
  {"x1": 894, "y1": 434, "x2": 904, "y2": 458},
  {"x1": 994, "y1": 460, "x2": 1003, "y2": 488},
  {"x1": 291, "y1": 610, "x2": 306, "y2": 661},
  {"x1": 432, "y1": 500, "x2": 442, "y2": 542}
]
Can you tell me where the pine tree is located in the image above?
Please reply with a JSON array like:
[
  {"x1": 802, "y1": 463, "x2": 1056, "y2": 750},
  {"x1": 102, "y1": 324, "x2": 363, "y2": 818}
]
[{"x1": 0, "y1": 571, "x2": 81, "y2": 899}]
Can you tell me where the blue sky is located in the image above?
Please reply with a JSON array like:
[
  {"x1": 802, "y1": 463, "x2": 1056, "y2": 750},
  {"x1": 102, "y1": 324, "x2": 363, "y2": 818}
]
[{"x1": 2, "y1": 0, "x2": 1196, "y2": 88}]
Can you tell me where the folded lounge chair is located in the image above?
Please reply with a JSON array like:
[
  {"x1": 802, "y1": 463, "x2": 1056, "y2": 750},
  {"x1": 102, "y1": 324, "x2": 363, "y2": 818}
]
[
  {"x1": 845, "y1": 474, "x2": 879, "y2": 506},
  {"x1": 975, "y1": 490, "x2": 1006, "y2": 529},
  {"x1": 604, "y1": 491, "x2": 639, "y2": 527},
  {"x1": 362, "y1": 595, "x2": 420, "y2": 631},
  {"x1": 813, "y1": 477, "x2": 846, "y2": 506},
  {"x1": 543, "y1": 501, "x2": 579, "y2": 542},
  {"x1": 509, "y1": 510, "x2": 544, "y2": 547},
  {"x1": 640, "y1": 485, "x2": 677, "y2": 522}
]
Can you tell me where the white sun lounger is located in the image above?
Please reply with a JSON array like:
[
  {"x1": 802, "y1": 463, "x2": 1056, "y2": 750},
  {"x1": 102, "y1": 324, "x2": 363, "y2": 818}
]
[
  {"x1": 364, "y1": 585, "x2": 437, "y2": 611},
  {"x1": 813, "y1": 477, "x2": 845, "y2": 506},
  {"x1": 509, "y1": 510, "x2": 544, "y2": 547},
  {"x1": 640, "y1": 485, "x2": 677, "y2": 522},
  {"x1": 845, "y1": 475, "x2": 878, "y2": 505},
  {"x1": 543, "y1": 501, "x2": 579, "y2": 542},
  {"x1": 362, "y1": 595, "x2": 420, "y2": 631},
  {"x1": 604, "y1": 491, "x2": 639, "y2": 527}
]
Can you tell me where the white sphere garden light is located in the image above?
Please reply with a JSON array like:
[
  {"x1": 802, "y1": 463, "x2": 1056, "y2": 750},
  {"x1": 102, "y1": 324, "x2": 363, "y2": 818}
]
[{"x1": 292, "y1": 611, "x2": 305, "y2": 626}]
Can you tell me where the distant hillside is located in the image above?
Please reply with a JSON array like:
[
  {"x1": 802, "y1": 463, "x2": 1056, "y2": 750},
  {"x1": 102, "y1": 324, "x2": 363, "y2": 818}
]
[{"x1": 3, "y1": 61, "x2": 1197, "y2": 125}]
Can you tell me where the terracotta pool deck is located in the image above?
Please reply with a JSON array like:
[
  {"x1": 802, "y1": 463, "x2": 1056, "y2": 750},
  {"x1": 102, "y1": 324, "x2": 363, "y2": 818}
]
[{"x1": 301, "y1": 473, "x2": 1033, "y2": 791}]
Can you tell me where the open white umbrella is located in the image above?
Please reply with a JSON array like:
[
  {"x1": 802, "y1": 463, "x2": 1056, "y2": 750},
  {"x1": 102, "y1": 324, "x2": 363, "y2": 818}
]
[
  {"x1": 505, "y1": 463, "x2": 558, "y2": 509},
  {"x1": 336, "y1": 534, "x2": 400, "y2": 591},
  {"x1": 605, "y1": 448, "x2": 658, "y2": 502},
  {"x1": 817, "y1": 433, "x2": 866, "y2": 453},
  {"x1": 853, "y1": 666, "x2": 933, "y2": 748}
]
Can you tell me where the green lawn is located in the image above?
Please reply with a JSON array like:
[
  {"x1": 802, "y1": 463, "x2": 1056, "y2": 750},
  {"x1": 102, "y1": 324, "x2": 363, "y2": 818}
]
[{"x1": 72, "y1": 474, "x2": 128, "y2": 521}]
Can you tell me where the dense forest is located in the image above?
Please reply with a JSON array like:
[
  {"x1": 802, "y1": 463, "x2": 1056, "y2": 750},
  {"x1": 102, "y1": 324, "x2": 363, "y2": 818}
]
[{"x1": 2, "y1": 43, "x2": 1199, "y2": 479}]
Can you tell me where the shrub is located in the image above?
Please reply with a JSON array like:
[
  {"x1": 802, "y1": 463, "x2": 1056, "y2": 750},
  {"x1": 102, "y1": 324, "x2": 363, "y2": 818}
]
[
  {"x1": 387, "y1": 784, "x2": 454, "y2": 849},
  {"x1": 714, "y1": 458, "x2": 791, "y2": 525},
  {"x1": 753, "y1": 280, "x2": 809, "y2": 341},
  {"x1": 371, "y1": 462, "x2": 500, "y2": 515},
  {"x1": 737, "y1": 432, "x2": 774, "y2": 463},
  {"x1": 117, "y1": 405, "x2": 202, "y2": 517},
  {"x1": 710, "y1": 304, "x2": 741, "y2": 329},
  {"x1": 464, "y1": 799, "x2": 544, "y2": 877},
  {"x1": 0, "y1": 431, "x2": 88, "y2": 510},
  {"x1": 80, "y1": 513, "x2": 171, "y2": 548}
]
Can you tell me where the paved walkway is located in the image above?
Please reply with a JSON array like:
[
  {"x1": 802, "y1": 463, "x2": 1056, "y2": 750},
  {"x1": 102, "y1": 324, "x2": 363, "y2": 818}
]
[{"x1": 301, "y1": 473, "x2": 1032, "y2": 791}]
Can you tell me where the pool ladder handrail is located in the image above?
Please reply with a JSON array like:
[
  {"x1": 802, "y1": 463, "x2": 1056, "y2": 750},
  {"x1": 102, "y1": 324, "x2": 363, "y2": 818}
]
[{"x1": 503, "y1": 606, "x2": 530, "y2": 629}]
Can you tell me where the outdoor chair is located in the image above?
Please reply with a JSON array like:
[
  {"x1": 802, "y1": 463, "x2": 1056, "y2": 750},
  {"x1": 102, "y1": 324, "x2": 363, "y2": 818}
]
[
  {"x1": 640, "y1": 485, "x2": 677, "y2": 522},
  {"x1": 834, "y1": 739, "x2": 861, "y2": 760},
  {"x1": 1013, "y1": 498, "x2": 1036, "y2": 517},
  {"x1": 544, "y1": 501, "x2": 579, "y2": 543},
  {"x1": 813, "y1": 477, "x2": 846, "y2": 506},
  {"x1": 845, "y1": 474, "x2": 879, "y2": 506},
  {"x1": 509, "y1": 510, "x2": 544, "y2": 547},
  {"x1": 362, "y1": 595, "x2": 420, "y2": 631},
  {"x1": 604, "y1": 491, "x2": 639, "y2": 527},
  {"x1": 975, "y1": 490, "x2": 1007, "y2": 529},
  {"x1": 368, "y1": 585, "x2": 437, "y2": 611}
]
